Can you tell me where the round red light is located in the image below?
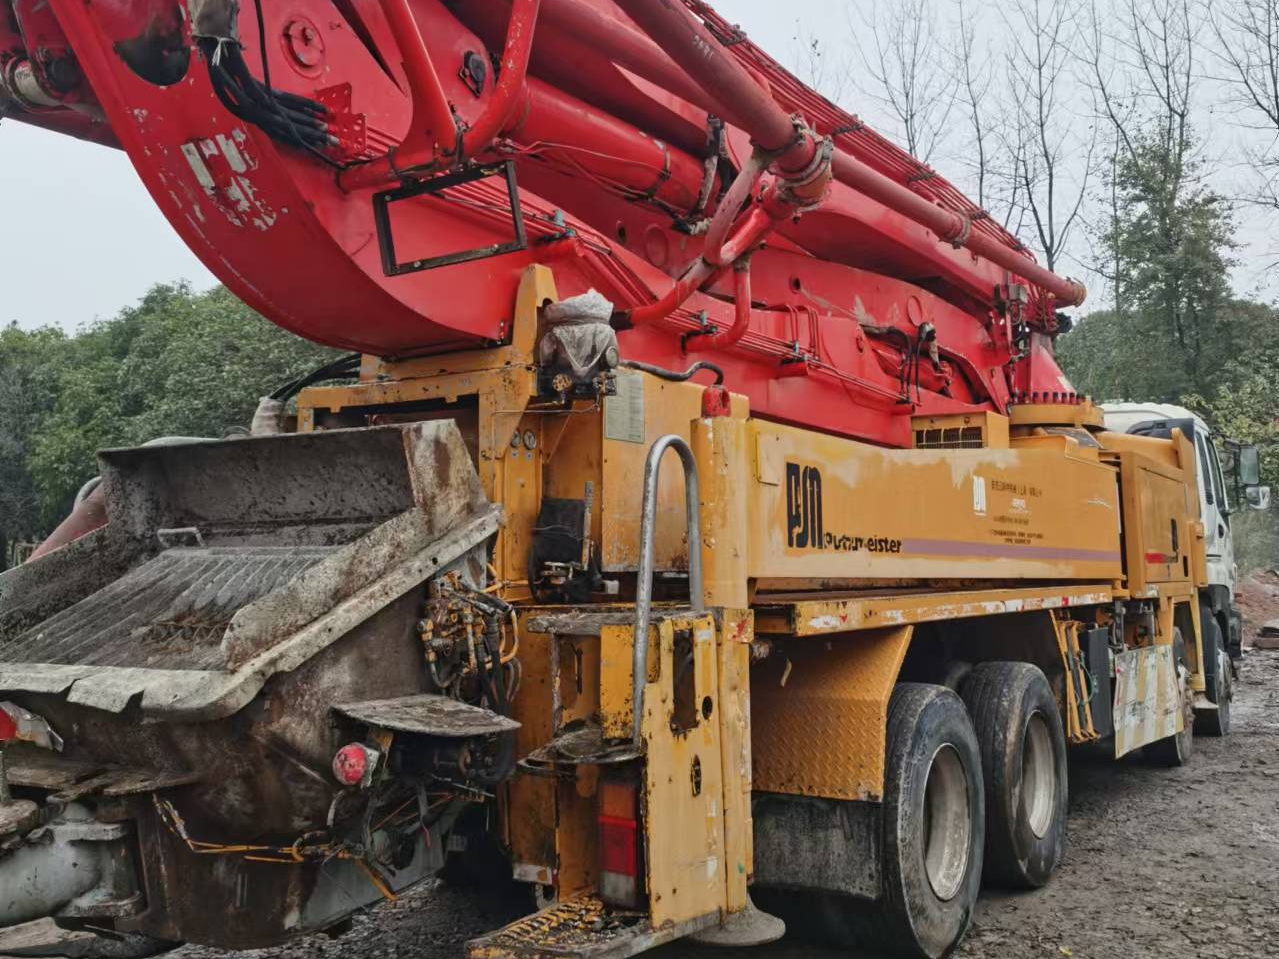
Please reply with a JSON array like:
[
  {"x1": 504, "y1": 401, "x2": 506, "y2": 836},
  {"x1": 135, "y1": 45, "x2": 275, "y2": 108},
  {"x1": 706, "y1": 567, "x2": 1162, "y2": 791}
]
[{"x1": 332, "y1": 743, "x2": 374, "y2": 786}]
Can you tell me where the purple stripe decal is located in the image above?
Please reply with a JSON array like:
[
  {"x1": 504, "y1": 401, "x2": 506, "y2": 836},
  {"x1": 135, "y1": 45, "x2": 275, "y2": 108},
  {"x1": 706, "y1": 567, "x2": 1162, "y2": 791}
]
[{"x1": 901, "y1": 538, "x2": 1122, "y2": 563}]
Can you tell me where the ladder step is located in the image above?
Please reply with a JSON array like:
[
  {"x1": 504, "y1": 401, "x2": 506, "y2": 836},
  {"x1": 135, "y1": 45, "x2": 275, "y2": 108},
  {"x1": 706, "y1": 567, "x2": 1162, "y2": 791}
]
[{"x1": 466, "y1": 895, "x2": 715, "y2": 959}]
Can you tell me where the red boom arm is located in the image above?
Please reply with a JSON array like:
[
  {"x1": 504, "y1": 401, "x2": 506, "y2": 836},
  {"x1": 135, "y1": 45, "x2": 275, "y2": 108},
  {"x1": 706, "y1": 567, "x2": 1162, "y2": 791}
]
[{"x1": 0, "y1": 0, "x2": 1087, "y2": 448}]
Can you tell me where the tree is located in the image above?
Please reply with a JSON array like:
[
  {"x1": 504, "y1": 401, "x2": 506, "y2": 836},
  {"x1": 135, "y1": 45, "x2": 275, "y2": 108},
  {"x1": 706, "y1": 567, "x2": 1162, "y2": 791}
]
[
  {"x1": 952, "y1": 2, "x2": 1024, "y2": 229},
  {"x1": 1056, "y1": 296, "x2": 1269, "y2": 402},
  {"x1": 1103, "y1": 130, "x2": 1235, "y2": 393},
  {"x1": 1192, "y1": 358, "x2": 1279, "y2": 485},
  {"x1": 1004, "y1": 0, "x2": 1095, "y2": 274},
  {"x1": 1212, "y1": 0, "x2": 1279, "y2": 209},
  {"x1": 853, "y1": 0, "x2": 956, "y2": 163},
  {"x1": 790, "y1": 20, "x2": 852, "y2": 108},
  {"x1": 0, "y1": 324, "x2": 66, "y2": 559},
  {"x1": 24, "y1": 283, "x2": 340, "y2": 525}
]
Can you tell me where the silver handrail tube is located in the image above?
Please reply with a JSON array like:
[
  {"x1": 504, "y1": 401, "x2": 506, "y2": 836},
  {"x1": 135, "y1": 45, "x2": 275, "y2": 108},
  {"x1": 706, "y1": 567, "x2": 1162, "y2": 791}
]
[{"x1": 631, "y1": 434, "x2": 704, "y2": 747}]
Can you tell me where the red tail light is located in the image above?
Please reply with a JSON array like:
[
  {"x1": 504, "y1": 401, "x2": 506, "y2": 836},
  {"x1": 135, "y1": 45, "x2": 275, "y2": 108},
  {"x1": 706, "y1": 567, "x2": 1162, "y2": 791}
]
[
  {"x1": 332, "y1": 743, "x2": 379, "y2": 787},
  {"x1": 598, "y1": 778, "x2": 643, "y2": 909}
]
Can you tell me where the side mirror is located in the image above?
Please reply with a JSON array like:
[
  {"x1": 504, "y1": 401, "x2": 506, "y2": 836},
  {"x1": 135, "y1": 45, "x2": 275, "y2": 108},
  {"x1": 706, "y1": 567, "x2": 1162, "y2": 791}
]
[
  {"x1": 1246, "y1": 486, "x2": 1272, "y2": 511},
  {"x1": 1239, "y1": 445, "x2": 1262, "y2": 487}
]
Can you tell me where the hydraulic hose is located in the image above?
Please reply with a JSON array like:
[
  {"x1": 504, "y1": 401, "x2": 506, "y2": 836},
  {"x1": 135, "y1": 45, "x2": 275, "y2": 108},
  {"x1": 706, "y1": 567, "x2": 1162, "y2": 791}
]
[{"x1": 618, "y1": 359, "x2": 725, "y2": 385}]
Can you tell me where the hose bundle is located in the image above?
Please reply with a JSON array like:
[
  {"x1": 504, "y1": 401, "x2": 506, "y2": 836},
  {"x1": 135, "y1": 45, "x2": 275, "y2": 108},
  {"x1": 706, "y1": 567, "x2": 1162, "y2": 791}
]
[{"x1": 196, "y1": 35, "x2": 335, "y2": 155}]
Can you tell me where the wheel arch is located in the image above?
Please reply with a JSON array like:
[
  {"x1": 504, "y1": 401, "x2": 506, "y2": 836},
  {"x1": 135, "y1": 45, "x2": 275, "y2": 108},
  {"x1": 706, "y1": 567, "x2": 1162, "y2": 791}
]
[{"x1": 901, "y1": 611, "x2": 1068, "y2": 706}]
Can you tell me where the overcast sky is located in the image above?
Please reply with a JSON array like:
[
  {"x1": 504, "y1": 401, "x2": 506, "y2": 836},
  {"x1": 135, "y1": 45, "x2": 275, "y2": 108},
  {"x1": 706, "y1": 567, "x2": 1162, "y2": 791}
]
[{"x1": 1, "y1": 0, "x2": 1273, "y2": 332}]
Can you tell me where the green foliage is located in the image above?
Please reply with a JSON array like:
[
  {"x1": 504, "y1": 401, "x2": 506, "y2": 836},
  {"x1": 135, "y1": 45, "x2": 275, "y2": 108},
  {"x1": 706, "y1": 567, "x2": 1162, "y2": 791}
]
[
  {"x1": 1074, "y1": 126, "x2": 1232, "y2": 398},
  {"x1": 1057, "y1": 299, "x2": 1276, "y2": 405},
  {"x1": 1, "y1": 283, "x2": 339, "y2": 547},
  {"x1": 0, "y1": 324, "x2": 68, "y2": 547},
  {"x1": 1185, "y1": 346, "x2": 1279, "y2": 489},
  {"x1": 1057, "y1": 119, "x2": 1278, "y2": 566}
]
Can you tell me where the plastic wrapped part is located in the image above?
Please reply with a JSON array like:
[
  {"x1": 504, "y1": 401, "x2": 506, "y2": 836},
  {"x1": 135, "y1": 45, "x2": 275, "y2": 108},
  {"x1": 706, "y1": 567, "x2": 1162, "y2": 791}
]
[
  {"x1": 250, "y1": 396, "x2": 284, "y2": 436},
  {"x1": 538, "y1": 290, "x2": 620, "y2": 382},
  {"x1": 543, "y1": 290, "x2": 614, "y2": 325}
]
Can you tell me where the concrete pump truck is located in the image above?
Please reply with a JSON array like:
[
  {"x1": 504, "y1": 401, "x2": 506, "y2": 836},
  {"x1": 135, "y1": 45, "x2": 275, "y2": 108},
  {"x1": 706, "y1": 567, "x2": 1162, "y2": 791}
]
[{"x1": 0, "y1": 0, "x2": 1263, "y2": 956}]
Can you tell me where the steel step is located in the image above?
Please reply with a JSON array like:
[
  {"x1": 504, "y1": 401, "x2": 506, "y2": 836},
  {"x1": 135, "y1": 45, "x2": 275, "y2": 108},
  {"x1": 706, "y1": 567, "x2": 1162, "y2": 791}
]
[{"x1": 466, "y1": 895, "x2": 715, "y2": 959}]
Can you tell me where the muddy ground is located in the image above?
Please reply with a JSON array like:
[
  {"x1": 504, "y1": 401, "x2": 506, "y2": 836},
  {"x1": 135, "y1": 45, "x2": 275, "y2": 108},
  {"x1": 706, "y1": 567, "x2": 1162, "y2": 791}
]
[{"x1": 179, "y1": 651, "x2": 1279, "y2": 959}]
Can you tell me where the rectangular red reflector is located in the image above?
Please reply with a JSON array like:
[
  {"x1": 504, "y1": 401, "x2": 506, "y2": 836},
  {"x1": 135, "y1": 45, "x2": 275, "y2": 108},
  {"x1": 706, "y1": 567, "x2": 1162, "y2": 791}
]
[
  {"x1": 598, "y1": 814, "x2": 638, "y2": 877},
  {"x1": 598, "y1": 778, "x2": 642, "y2": 909}
]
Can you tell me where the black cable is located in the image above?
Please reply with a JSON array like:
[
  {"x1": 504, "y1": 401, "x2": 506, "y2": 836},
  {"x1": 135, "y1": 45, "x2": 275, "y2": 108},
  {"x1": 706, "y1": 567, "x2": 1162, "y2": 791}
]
[
  {"x1": 197, "y1": 9, "x2": 348, "y2": 169},
  {"x1": 618, "y1": 359, "x2": 725, "y2": 386},
  {"x1": 251, "y1": 0, "x2": 346, "y2": 169},
  {"x1": 270, "y1": 353, "x2": 362, "y2": 402}
]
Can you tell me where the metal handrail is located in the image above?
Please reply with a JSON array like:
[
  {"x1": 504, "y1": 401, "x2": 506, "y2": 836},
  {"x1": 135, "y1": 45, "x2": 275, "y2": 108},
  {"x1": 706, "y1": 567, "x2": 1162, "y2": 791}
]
[{"x1": 631, "y1": 434, "x2": 704, "y2": 747}]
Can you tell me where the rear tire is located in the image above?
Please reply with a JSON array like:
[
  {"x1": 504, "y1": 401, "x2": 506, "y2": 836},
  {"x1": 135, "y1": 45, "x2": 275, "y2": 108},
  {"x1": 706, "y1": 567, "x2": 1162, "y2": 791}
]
[
  {"x1": 1146, "y1": 629, "x2": 1194, "y2": 767},
  {"x1": 1194, "y1": 617, "x2": 1231, "y2": 737},
  {"x1": 960, "y1": 662, "x2": 1067, "y2": 889},
  {"x1": 813, "y1": 683, "x2": 984, "y2": 958}
]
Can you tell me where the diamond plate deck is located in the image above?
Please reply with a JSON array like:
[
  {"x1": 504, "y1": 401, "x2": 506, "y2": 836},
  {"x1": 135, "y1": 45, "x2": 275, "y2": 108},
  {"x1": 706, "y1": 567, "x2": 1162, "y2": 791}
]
[{"x1": 750, "y1": 625, "x2": 913, "y2": 801}]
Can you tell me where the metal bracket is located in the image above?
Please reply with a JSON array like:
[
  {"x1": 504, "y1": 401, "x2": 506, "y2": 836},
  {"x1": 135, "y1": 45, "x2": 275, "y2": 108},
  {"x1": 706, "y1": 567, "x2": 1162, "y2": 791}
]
[
  {"x1": 156, "y1": 527, "x2": 205, "y2": 549},
  {"x1": 372, "y1": 160, "x2": 528, "y2": 276}
]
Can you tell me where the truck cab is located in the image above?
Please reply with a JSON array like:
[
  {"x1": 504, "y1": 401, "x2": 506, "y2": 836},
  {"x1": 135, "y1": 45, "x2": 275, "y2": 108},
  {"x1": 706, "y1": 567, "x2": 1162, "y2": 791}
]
[{"x1": 1102, "y1": 402, "x2": 1269, "y2": 663}]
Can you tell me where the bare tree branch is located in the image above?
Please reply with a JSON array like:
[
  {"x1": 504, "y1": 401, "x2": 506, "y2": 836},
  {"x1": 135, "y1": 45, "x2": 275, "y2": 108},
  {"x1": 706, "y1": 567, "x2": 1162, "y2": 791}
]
[
  {"x1": 1002, "y1": 0, "x2": 1097, "y2": 272},
  {"x1": 789, "y1": 18, "x2": 853, "y2": 107},
  {"x1": 853, "y1": 0, "x2": 957, "y2": 163},
  {"x1": 1213, "y1": 0, "x2": 1279, "y2": 208}
]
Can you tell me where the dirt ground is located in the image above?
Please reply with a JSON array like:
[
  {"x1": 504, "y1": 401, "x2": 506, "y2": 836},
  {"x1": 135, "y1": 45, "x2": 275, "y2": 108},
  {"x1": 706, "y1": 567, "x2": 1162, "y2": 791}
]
[
  {"x1": 178, "y1": 650, "x2": 1279, "y2": 959},
  {"x1": 1238, "y1": 568, "x2": 1279, "y2": 645}
]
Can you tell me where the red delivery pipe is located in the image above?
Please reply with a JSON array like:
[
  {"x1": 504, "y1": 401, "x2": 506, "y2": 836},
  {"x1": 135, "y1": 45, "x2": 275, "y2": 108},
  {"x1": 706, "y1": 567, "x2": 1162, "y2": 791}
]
[
  {"x1": 342, "y1": 0, "x2": 542, "y2": 190},
  {"x1": 685, "y1": 260, "x2": 751, "y2": 352},
  {"x1": 621, "y1": 259, "x2": 719, "y2": 327},
  {"x1": 612, "y1": 0, "x2": 818, "y2": 175},
  {"x1": 509, "y1": 79, "x2": 707, "y2": 211},
  {"x1": 620, "y1": 195, "x2": 776, "y2": 327},
  {"x1": 380, "y1": 0, "x2": 456, "y2": 153},
  {"x1": 829, "y1": 152, "x2": 1087, "y2": 306},
  {"x1": 460, "y1": 0, "x2": 541, "y2": 157},
  {"x1": 702, "y1": 151, "x2": 768, "y2": 265},
  {"x1": 515, "y1": 0, "x2": 718, "y2": 112},
  {"x1": 616, "y1": 0, "x2": 1086, "y2": 307},
  {"x1": 715, "y1": 204, "x2": 774, "y2": 263}
]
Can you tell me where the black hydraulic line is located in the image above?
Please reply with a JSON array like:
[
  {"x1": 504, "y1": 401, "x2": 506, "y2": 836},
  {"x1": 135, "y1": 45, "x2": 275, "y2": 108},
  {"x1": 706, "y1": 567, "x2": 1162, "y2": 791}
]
[
  {"x1": 270, "y1": 353, "x2": 362, "y2": 401},
  {"x1": 618, "y1": 359, "x2": 725, "y2": 385}
]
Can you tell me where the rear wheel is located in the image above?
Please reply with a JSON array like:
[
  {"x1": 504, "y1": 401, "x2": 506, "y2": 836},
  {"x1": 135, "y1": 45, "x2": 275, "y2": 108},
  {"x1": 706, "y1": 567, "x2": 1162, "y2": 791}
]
[
  {"x1": 960, "y1": 662, "x2": 1067, "y2": 889},
  {"x1": 1146, "y1": 629, "x2": 1194, "y2": 766},
  {"x1": 811, "y1": 683, "x2": 984, "y2": 958},
  {"x1": 1194, "y1": 617, "x2": 1231, "y2": 737}
]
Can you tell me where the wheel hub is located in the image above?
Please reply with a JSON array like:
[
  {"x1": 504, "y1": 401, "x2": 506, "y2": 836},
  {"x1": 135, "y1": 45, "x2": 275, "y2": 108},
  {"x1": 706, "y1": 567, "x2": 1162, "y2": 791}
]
[
  {"x1": 922, "y1": 744, "x2": 971, "y2": 901},
  {"x1": 1022, "y1": 711, "x2": 1056, "y2": 839}
]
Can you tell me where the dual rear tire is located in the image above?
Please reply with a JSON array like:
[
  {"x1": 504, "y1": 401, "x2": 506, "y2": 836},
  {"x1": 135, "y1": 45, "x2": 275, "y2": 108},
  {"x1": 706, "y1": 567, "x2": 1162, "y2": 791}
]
[
  {"x1": 960, "y1": 662, "x2": 1068, "y2": 889},
  {"x1": 789, "y1": 664, "x2": 1067, "y2": 958}
]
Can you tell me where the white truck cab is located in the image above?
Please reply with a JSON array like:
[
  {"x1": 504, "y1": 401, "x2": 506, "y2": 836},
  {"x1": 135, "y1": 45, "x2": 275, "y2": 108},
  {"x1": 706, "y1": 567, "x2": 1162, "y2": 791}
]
[{"x1": 1102, "y1": 402, "x2": 1270, "y2": 668}]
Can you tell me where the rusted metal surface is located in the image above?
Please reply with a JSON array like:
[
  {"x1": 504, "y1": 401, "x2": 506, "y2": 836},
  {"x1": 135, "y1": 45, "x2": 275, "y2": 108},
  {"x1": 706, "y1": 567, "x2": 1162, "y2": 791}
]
[
  {"x1": 3, "y1": 547, "x2": 333, "y2": 670},
  {"x1": 0, "y1": 422, "x2": 500, "y2": 721},
  {"x1": 753, "y1": 583, "x2": 1117, "y2": 637},
  {"x1": 0, "y1": 804, "x2": 140, "y2": 928},
  {"x1": 336, "y1": 694, "x2": 520, "y2": 737},
  {"x1": 0, "y1": 421, "x2": 506, "y2": 948},
  {"x1": 0, "y1": 917, "x2": 108, "y2": 957},
  {"x1": 466, "y1": 894, "x2": 716, "y2": 959},
  {"x1": 519, "y1": 723, "x2": 641, "y2": 774}
]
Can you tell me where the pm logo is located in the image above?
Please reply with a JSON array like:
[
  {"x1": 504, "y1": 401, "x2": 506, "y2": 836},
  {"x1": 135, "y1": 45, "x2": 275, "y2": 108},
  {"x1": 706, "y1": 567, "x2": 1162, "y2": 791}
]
[{"x1": 786, "y1": 462, "x2": 823, "y2": 549}]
